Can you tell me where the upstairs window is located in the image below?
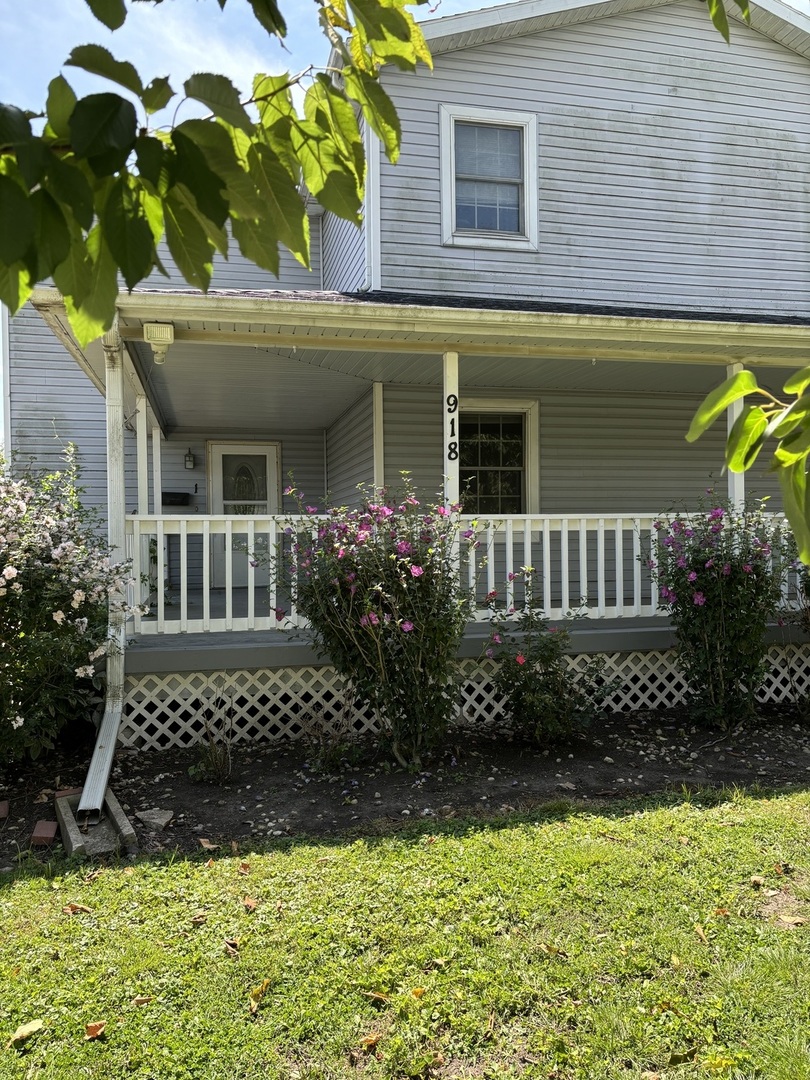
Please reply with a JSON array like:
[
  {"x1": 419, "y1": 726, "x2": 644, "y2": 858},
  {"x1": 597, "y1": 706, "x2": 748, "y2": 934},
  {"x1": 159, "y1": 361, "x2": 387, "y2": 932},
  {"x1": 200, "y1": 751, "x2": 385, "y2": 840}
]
[{"x1": 440, "y1": 105, "x2": 538, "y2": 250}]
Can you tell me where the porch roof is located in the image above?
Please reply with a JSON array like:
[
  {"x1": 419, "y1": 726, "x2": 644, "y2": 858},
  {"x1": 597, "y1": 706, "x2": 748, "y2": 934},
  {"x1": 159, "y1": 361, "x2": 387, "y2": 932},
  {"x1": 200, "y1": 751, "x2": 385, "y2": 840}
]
[{"x1": 31, "y1": 286, "x2": 809, "y2": 437}]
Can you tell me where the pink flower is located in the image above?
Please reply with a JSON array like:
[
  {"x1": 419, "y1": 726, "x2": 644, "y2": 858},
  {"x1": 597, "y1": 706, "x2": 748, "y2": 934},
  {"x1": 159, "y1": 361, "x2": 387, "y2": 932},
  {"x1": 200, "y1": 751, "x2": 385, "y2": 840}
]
[
  {"x1": 410, "y1": 565, "x2": 424, "y2": 577},
  {"x1": 743, "y1": 564, "x2": 753, "y2": 574},
  {"x1": 396, "y1": 541, "x2": 412, "y2": 555},
  {"x1": 485, "y1": 647, "x2": 494, "y2": 658},
  {"x1": 306, "y1": 505, "x2": 318, "y2": 514},
  {"x1": 705, "y1": 559, "x2": 714, "y2": 569},
  {"x1": 283, "y1": 485, "x2": 294, "y2": 495},
  {"x1": 722, "y1": 563, "x2": 731, "y2": 576},
  {"x1": 437, "y1": 506, "x2": 449, "y2": 516},
  {"x1": 549, "y1": 626, "x2": 558, "y2": 633},
  {"x1": 275, "y1": 608, "x2": 286, "y2": 621},
  {"x1": 516, "y1": 654, "x2": 526, "y2": 665},
  {"x1": 693, "y1": 592, "x2": 706, "y2": 606},
  {"x1": 708, "y1": 507, "x2": 724, "y2": 521},
  {"x1": 401, "y1": 621, "x2": 414, "y2": 632},
  {"x1": 688, "y1": 571, "x2": 697, "y2": 582},
  {"x1": 368, "y1": 612, "x2": 379, "y2": 626},
  {"x1": 492, "y1": 633, "x2": 502, "y2": 644}
]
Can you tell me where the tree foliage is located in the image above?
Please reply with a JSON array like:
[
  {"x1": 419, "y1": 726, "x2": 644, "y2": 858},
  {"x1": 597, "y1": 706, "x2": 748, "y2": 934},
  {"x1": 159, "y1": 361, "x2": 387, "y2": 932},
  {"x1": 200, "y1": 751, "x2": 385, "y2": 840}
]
[{"x1": 0, "y1": 0, "x2": 431, "y2": 345}]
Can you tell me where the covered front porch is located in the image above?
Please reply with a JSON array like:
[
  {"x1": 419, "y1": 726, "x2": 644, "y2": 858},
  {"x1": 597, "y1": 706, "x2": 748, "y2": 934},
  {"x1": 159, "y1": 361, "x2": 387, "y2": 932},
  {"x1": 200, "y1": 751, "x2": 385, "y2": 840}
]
[{"x1": 30, "y1": 288, "x2": 810, "y2": 777}]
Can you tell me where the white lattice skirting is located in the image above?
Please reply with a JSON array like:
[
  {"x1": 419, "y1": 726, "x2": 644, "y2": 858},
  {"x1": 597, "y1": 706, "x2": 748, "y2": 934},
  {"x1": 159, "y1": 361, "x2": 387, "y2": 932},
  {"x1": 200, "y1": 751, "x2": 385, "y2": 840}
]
[{"x1": 119, "y1": 644, "x2": 810, "y2": 749}]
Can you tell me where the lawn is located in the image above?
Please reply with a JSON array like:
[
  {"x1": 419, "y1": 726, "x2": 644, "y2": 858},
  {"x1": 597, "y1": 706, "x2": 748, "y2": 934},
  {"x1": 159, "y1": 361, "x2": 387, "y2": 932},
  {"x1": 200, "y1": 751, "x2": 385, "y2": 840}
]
[{"x1": 1, "y1": 789, "x2": 809, "y2": 1079}]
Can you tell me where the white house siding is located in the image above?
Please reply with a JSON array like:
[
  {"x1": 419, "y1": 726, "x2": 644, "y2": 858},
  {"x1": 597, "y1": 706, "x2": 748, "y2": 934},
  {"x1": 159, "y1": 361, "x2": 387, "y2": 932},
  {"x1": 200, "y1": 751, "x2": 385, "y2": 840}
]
[
  {"x1": 325, "y1": 389, "x2": 374, "y2": 505},
  {"x1": 8, "y1": 304, "x2": 137, "y2": 516},
  {"x1": 321, "y1": 212, "x2": 367, "y2": 292},
  {"x1": 378, "y1": 1, "x2": 810, "y2": 314},
  {"x1": 383, "y1": 384, "x2": 443, "y2": 497}
]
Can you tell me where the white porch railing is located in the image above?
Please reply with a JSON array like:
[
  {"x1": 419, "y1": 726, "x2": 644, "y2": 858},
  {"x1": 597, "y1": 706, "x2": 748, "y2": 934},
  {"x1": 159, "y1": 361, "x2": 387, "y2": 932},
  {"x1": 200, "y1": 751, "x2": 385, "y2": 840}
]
[{"x1": 125, "y1": 513, "x2": 802, "y2": 636}]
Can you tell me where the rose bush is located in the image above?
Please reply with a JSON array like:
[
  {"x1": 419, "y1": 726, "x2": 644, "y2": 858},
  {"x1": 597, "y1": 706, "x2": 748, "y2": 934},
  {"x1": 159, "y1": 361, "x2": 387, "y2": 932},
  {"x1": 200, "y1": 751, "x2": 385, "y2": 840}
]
[
  {"x1": 278, "y1": 481, "x2": 478, "y2": 766},
  {"x1": 0, "y1": 449, "x2": 131, "y2": 759},
  {"x1": 651, "y1": 498, "x2": 794, "y2": 727}
]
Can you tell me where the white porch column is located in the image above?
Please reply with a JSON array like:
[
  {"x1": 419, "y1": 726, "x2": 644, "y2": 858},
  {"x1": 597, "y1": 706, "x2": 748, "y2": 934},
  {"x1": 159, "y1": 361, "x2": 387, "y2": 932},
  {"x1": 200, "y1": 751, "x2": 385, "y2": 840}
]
[
  {"x1": 151, "y1": 425, "x2": 162, "y2": 514},
  {"x1": 372, "y1": 381, "x2": 384, "y2": 489},
  {"x1": 105, "y1": 323, "x2": 126, "y2": 558},
  {"x1": 726, "y1": 362, "x2": 745, "y2": 511},
  {"x1": 135, "y1": 392, "x2": 149, "y2": 515},
  {"x1": 443, "y1": 350, "x2": 460, "y2": 507}
]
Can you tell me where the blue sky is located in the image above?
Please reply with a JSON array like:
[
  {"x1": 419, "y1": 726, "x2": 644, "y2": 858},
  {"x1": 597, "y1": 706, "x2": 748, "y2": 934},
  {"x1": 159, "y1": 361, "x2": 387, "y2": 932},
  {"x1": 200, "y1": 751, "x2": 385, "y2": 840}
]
[{"x1": 0, "y1": 0, "x2": 500, "y2": 119}]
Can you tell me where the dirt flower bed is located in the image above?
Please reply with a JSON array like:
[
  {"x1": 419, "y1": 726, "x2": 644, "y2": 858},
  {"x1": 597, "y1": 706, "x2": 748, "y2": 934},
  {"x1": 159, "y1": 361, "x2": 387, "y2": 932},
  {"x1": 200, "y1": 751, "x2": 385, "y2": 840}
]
[{"x1": 2, "y1": 709, "x2": 810, "y2": 863}]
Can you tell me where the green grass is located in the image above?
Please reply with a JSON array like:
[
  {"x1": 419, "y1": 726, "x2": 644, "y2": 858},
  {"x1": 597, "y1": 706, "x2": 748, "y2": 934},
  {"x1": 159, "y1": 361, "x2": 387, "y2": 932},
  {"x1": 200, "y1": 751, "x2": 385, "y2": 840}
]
[{"x1": 2, "y1": 790, "x2": 810, "y2": 1079}]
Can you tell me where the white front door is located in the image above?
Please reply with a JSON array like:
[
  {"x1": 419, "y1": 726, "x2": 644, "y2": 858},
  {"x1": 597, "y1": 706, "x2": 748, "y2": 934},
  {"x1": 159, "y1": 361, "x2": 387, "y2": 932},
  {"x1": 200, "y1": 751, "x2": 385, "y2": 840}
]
[{"x1": 208, "y1": 442, "x2": 281, "y2": 588}]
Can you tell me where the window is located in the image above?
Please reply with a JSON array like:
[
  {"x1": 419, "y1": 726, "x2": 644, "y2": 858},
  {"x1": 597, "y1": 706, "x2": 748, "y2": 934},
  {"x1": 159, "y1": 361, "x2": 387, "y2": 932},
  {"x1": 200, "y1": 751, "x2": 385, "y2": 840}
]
[
  {"x1": 460, "y1": 412, "x2": 525, "y2": 514},
  {"x1": 440, "y1": 105, "x2": 538, "y2": 250}
]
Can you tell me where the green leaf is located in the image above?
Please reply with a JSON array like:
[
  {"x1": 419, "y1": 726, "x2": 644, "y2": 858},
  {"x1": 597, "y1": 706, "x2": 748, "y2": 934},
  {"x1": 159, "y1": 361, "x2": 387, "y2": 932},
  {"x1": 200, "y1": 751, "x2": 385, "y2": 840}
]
[
  {"x1": 0, "y1": 260, "x2": 33, "y2": 313},
  {"x1": 172, "y1": 181, "x2": 227, "y2": 257},
  {"x1": 773, "y1": 420, "x2": 810, "y2": 466},
  {"x1": 52, "y1": 216, "x2": 94, "y2": 307},
  {"x1": 245, "y1": 0, "x2": 287, "y2": 37},
  {"x1": 43, "y1": 155, "x2": 95, "y2": 230},
  {"x1": 231, "y1": 214, "x2": 280, "y2": 276},
  {"x1": 66, "y1": 44, "x2": 144, "y2": 98},
  {"x1": 171, "y1": 128, "x2": 229, "y2": 227},
  {"x1": 686, "y1": 369, "x2": 759, "y2": 442},
  {"x1": 347, "y1": 0, "x2": 412, "y2": 44},
  {"x1": 142, "y1": 77, "x2": 174, "y2": 115},
  {"x1": 246, "y1": 142, "x2": 308, "y2": 263},
  {"x1": 184, "y1": 73, "x2": 253, "y2": 134},
  {"x1": 705, "y1": 0, "x2": 730, "y2": 43},
  {"x1": 778, "y1": 462, "x2": 810, "y2": 564},
  {"x1": 176, "y1": 119, "x2": 263, "y2": 218},
  {"x1": 101, "y1": 173, "x2": 155, "y2": 290},
  {"x1": 46, "y1": 76, "x2": 78, "y2": 140},
  {"x1": 733, "y1": 0, "x2": 751, "y2": 23},
  {"x1": 253, "y1": 73, "x2": 295, "y2": 128},
  {"x1": 0, "y1": 103, "x2": 33, "y2": 147},
  {"x1": 83, "y1": 0, "x2": 127, "y2": 30},
  {"x1": 784, "y1": 366, "x2": 810, "y2": 398},
  {"x1": 69, "y1": 92, "x2": 137, "y2": 160},
  {"x1": 343, "y1": 69, "x2": 400, "y2": 162},
  {"x1": 306, "y1": 76, "x2": 365, "y2": 186},
  {"x1": 31, "y1": 189, "x2": 71, "y2": 280},
  {"x1": 15, "y1": 139, "x2": 47, "y2": 189},
  {"x1": 63, "y1": 224, "x2": 119, "y2": 346},
  {"x1": 725, "y1": 405, "x2": 767, "y2": 472},
  {"x1": 0, "y1": 174, "x2": 34, "y2": 264},
  {"x1": 164, "y1": 187, "x2": 215, "y2": 291},
  {"x1": 135, "y1": 135, "x2": 171, "y2": 195},
  {"x1": 291, "y1": 121, "x2": 362, "y2": 222}
]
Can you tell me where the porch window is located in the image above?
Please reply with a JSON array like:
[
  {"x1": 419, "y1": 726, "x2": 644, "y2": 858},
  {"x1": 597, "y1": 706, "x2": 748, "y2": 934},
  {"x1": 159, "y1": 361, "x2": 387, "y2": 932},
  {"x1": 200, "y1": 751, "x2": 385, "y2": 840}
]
[
  {"x1": 459, "y1": 412, "x2": 525, "y2": 515},
  {"x1": 440, "y1": 105, "x2": 538, "y2": 250}
]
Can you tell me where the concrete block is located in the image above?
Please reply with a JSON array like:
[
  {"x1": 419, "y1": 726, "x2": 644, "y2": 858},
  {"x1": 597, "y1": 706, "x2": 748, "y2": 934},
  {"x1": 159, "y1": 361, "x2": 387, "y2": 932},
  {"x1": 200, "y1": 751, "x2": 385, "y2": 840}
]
[{"x1": 55, "y1": 788, "x2": 138, "y2": 859}]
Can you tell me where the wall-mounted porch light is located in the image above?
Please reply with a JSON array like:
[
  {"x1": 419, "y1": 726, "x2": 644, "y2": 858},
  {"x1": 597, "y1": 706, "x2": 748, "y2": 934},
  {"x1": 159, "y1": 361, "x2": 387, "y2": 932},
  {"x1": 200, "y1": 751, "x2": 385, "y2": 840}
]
[
  {"x1": 144, "y1": 322, "x2": 174, "y2": 364},
  {"x1": 184, "y1": 448, "x2": 195, "y2": 470}
]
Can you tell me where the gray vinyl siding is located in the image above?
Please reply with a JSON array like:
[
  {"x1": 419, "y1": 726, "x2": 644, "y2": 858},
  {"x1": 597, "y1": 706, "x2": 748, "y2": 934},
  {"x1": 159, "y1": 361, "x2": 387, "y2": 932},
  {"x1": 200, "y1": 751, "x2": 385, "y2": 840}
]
[
  {"x1": 8, "y1": 303, "x2": 136, "y2": 518},
  {"x1": 383, "y1": 385, "x2": 443, "y2": 498},
  {"x1": 325, "y1": 390, "x2": 374, "y2": 505},
  {"x1": 144, "y1": 215, "x2": 322, "y2": 292},
  {"x1": 379, "y1": 1, "x2": 810, "y2": 314},
  {"x1": 321, "y1": 211, "x2": 366, "y2": 292}
]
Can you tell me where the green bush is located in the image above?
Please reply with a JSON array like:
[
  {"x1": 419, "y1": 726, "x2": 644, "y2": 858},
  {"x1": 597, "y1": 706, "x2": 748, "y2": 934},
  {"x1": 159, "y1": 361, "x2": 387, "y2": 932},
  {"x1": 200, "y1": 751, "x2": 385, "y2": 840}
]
[
  {"x1": 0, "y1": 449, "x2": 130, "y2": 759},
  {"x1": 278, "y1": 482, "x2": 477, "y2": 766},
  {"x1": 652, "y1": 498, "x2": 793, "y2": 727}
]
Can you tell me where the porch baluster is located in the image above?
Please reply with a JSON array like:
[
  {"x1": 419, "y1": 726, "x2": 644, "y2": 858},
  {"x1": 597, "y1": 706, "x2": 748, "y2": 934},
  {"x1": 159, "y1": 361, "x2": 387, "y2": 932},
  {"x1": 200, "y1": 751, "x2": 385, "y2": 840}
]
[
  {"x1": 597, "y1": 518, "x2": 606, "y2": 617},
  {"x1": 202, "y1": 519, "x2": 211, "y2": 632},
  {"x1": 179, "y1": 518, "x2": 188, "y2": 632},
  {"x1": 632, "y1": 519, "x2": 642, "y2": 616},
  {"x1": 131, "y1": 518, "x2": 142, "y2": 635},
  {"x1": 247, "y1": 519, "x2": 256, "y2": 630},
  {"x1": 225, "y1": 518, "x2": 233, "y2": 631},
  {"x1": 156, "y1": 518, "x2": 166, "y2": 633},
  {"x1": 560, "y1": 518, "x2": 569, "y2": 615},
  {"x1": 614, "y1": 518, "x2": 624, "y2": 617},
  {"x1": 504, "y1": 518, "x2": 514, "y2": 611}
]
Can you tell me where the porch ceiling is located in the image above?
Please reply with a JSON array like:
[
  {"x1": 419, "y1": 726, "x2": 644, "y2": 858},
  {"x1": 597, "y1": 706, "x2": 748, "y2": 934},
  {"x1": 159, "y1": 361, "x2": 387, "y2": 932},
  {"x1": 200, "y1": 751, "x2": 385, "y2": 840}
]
[{"x1": 31, "y1": 287, "x2": 810, "y2": 434}]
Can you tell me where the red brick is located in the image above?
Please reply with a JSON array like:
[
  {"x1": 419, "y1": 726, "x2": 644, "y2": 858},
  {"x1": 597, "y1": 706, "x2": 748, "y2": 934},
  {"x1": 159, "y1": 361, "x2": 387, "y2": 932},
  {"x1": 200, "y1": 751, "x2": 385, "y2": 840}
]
[
  {"x1": 54, "y1": 788, "x2": 83, "y2": 801},
  {"x1": 0, "y1": 800, "x2": 9, "y2": 821},
  {"x1": 31, "y1": 820, "x2": 59, "y2": 847}
]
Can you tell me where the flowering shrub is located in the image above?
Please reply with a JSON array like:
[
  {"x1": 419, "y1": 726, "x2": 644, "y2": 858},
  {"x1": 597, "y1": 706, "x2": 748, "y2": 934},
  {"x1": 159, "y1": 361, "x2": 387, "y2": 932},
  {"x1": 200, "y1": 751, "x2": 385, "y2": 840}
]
[
  {"x1": 0, "y1": 449, "x2": 131, "y2": 760},
  {"x1": 278, "y1": 482, "x2": 477, "y2": 766},
  {"x1": 651, "y1": 498, "x2": 793, "y2": 727},
  {"x1": 486, "y1": 568, "x2": 612, "y2": 744}
]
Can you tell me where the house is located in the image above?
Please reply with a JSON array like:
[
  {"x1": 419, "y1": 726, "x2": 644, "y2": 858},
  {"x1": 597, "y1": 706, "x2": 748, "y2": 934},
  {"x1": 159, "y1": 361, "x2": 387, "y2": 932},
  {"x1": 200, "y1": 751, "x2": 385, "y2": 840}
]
[{"x1": 8, "y1": 0, "x2": 810, "y2": 806}]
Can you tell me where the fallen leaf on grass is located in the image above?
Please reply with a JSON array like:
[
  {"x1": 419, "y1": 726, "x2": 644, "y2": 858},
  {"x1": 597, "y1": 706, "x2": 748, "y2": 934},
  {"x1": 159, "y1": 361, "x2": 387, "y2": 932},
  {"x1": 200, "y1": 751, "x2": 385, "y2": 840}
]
[
  {"x1": 62, "y1": 903, "x2": 92, "y2": 915},
  {"x1": 84, "y1": 1021, "x2": 106, "y2": 1041},
  {"x1": 6, "y1": 1019, "x2": 43, "y2": 1049},
  {"x1": 191, "y1": 912, "x2": 208, "y2": 926},
  {"x1": 243, "y1": 896, "x2": 258, "y2": 912},
  {"x1": 678, "y1": 836, "x2": 690, "y2": 846},
  {"x1": 538, "y1": 942, "x2": 568, "y2": 958},
  {"x1": 411, "y1": 987, "x2": 426, "y2": 998},
  {"x1": 131, "y1": 996, "x2": 151, "y2": 1006},
  {"x1": 713, "y1": 908, "x2": 731, "y2": 918},
  {"x1": 359, "y1": 1032, "x2": 383, "y2": 1051},
  {"x1": 694, "y1": 924, "x2": 709, "y2": 944},
  {"x1": 238, "y1": 862, "x2": 251, "y2": 876},
  {"x1": 363, "y1": 991, "x2": 391, "y2": 1005},
  {"x1": 248, "y1": 978, "x2": 272, "y2": 1016},
  {"x1": 34, "y1": 790, "x2": 53, "y2": 804},
  {"x1": 774, "y1": 862, "x2": 794, "y2": 876},
  {"x1": 230, "y1": 840, "x2": 240, "y2": 855},
  {"x1": 83, "y1": 870, "x2": 103, "y2": 884},
  {"x1": 199, "y1": 839, "x2": 219, "y2": 851},
  {"x1": 750, "y1": 875, "x2": 766, "y2": 888},
  {"x1": 224, "y1": 937, "x2": 240, "y2": 958},
  {"x1": 670, "y1": 954, "x2": 682, "y2": 969},
  {"x1": 122, "y1": 867, "x2": 134, "y2": 876},
  {"x1": 204, "y1": 858, "x2": 215, "y2": 869},
  {"x1": 775, "y1": 915, "x2": 808, "y2": 927}
]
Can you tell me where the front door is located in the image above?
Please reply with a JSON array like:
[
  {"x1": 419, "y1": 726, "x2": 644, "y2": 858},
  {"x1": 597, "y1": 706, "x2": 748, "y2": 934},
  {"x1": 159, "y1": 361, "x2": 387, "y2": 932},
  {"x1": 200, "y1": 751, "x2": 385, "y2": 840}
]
[{"x1": 208, "y1": 442, "x2": 281, "y2": 588}]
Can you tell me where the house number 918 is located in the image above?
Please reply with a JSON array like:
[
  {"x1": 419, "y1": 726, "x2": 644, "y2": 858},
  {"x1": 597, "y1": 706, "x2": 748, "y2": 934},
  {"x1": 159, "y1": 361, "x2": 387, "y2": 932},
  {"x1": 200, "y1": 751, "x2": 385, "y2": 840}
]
[{"x1": 446, "y1": 395, "x2": 459, "y2": 461}]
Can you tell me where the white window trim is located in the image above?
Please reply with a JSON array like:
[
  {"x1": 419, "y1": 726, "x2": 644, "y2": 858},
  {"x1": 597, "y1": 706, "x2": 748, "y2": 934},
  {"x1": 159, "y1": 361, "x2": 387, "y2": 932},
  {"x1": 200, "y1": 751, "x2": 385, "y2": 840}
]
[
  {"x1": 460, "y1": 396, "x2": 540, "y2": 514},
  {"x1": 440, "y1": 105, "x2": 538, "y2": 252}
]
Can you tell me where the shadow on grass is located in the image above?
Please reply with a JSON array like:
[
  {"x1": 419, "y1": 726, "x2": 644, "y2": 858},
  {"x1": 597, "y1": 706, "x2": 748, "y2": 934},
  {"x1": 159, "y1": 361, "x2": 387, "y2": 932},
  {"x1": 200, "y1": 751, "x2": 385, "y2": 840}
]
[{"x1": 2, "y1": 777, "x2": 809, "y2": 889}]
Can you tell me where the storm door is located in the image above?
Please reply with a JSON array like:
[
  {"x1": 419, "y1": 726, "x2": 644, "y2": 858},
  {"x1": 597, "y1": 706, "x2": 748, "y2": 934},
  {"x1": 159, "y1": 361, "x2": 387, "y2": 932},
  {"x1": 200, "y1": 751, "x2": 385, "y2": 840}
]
[{"x1": 208, "y1": 442, "x2": 281, "y2": 588}]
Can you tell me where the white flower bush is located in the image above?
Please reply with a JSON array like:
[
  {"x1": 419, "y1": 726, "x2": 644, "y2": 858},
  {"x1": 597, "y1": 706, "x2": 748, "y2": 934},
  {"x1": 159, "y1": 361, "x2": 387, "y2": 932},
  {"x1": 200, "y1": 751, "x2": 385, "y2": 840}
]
[{"x1": 0, "y1": 449, "x2": 131, "y2": 759}]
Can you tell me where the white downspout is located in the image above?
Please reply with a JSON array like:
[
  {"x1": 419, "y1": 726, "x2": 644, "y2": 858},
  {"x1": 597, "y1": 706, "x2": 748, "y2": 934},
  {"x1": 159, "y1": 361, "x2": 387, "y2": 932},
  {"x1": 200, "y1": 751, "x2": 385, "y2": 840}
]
[{"x1": 79, "y1": 319, "x2": 127, "y2": 821}]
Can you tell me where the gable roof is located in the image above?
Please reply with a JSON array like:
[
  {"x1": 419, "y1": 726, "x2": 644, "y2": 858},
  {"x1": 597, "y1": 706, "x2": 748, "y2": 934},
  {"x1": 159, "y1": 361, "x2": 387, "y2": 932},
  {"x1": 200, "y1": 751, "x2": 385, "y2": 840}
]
[{"x1": 421, "y1": 0, "x2": 810, "y2": 62}]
